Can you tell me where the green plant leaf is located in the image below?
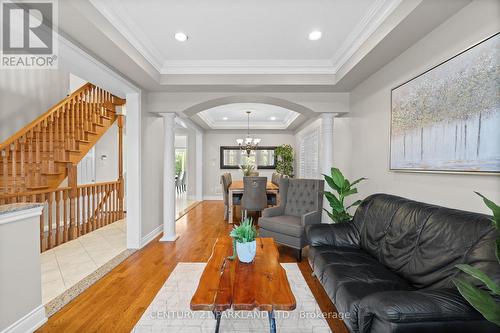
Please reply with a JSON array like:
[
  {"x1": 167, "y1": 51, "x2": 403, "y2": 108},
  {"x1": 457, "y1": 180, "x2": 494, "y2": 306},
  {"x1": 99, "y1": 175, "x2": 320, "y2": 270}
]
[
  {"x1": 456, "y1": 264, "x2": 500, "y2": 295},
  {"x1": 350, "y1": 177, "x2": 367, "y2": 187},
  {"x1": 323, "y1": 174, "x2": 340, "y2": 191},
  {"x1": 331, "y1": 168, "x2": 345, "y2": 190},
  {"x1": 453, "y1": 278, "x2": 500, "y2": 326},
  {"x1": 343, "y1": 188, "x2": 358, "y2": 197},
  {"x1": 346, "y1": 200, "x2": 362, "y2": 210},
  {"x1": 475, "y1": 192, "x2": 500, "y2": 228}
]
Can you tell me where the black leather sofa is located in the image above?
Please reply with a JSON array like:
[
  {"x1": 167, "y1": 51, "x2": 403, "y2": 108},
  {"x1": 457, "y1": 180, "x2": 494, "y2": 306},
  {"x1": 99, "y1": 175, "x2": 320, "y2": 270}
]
[{"x1": 306, "y1": 194, "x2": 500, "y2": 333}]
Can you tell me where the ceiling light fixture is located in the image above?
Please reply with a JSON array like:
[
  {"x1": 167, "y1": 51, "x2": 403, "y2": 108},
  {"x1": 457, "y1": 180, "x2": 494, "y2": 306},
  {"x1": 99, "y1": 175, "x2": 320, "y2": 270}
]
[
  {"x1": 222, "y1": 117, "x2": 228, "y2": 120},
  {"x1": 174, "y1": 32, "x2": 188, "y2": 42},
  {"x1": 236, "y1": 111, "x2": 261, "y2": 156},
  {"x1": 270, "y1": 116, "x2": 277, "y2": 121},
  {"x1": 308, "y1": 30, "x2": 322, "y2": 41}
]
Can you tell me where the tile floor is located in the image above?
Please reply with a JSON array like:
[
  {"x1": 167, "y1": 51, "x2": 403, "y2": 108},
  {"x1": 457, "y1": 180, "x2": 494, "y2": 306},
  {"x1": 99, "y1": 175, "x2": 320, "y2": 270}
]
[
  {"x1": 41, "y1": 194, "x2": 198, "y2": 305},
  {"x1": 41, "y1": 219, "x2": 127, "y2": 304}
]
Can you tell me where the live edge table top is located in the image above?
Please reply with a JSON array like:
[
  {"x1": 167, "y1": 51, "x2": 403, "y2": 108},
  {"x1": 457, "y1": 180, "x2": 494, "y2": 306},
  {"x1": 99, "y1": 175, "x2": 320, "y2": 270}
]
[{"x1": 190, "y1": 237, "x2": 296, "y2": 313}]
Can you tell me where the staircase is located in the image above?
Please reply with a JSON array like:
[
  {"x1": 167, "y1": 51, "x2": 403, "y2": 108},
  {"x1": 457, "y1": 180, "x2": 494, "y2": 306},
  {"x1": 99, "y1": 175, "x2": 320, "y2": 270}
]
[
  {"x1": 0, "y1": 83, "x2": 126, "y2": 252},
  {"x1": 0, "y1": 83, "x2": 125, "y2": 193}
]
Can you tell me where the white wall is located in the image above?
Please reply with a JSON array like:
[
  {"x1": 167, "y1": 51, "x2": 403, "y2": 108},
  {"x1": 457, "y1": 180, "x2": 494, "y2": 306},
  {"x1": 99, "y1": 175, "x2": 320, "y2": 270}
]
[
  {"x1": 203, "y1": 131, "x2": 296, "y2": 199},
  {"x1": 334, "y1": 0, "x2": 500, "y2": 214},
  {"x1": 94, "y1": 122, "x2": 119, "y2": 182},
  {"x1": 140, "y1": 111, "x2": 164, "y2": 238},
  {"x1": 0, "y1": 69, "x2": 69, "y2": 142}
]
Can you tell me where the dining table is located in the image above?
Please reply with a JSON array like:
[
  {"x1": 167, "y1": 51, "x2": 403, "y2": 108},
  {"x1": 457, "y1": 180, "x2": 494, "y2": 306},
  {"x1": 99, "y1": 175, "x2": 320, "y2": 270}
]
[{"x1": 228, "y1": 180, "x2": 279, "y2": 223}]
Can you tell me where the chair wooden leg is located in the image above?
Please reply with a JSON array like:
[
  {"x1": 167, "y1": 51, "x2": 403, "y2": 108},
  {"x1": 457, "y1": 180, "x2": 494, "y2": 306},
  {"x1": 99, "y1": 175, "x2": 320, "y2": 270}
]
[{"x1": 297, "y1": 248, "x2": 302, "y2": 262}]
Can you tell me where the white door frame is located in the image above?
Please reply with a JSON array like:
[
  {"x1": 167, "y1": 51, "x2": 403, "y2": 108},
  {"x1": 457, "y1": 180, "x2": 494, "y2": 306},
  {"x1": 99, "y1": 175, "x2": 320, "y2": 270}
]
[{"x1": 59, "y1": 34, "x2": 142, "y2": 249}]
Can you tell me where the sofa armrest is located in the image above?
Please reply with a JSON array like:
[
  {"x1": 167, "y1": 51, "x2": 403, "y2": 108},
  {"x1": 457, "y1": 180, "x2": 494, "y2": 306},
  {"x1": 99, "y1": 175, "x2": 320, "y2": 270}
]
[
  {"x1": 358, "y1": 289, "x2": 484, "y2": 333},
  {"x1": 262, "y1": 205, "x2": 284, "y2": 218},
  {"x1": 301, "y1": 210, "x2": 321, "y2": 227},
  {"x1": 306, "y1": 222, "x2": 360, "y2": 248}
]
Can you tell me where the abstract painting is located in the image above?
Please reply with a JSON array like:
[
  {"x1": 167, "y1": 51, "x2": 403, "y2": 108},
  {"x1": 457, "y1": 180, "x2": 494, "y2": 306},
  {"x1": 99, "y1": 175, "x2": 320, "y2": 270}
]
[{"x1": 390, "y1": 33, "x2": 500, "y2": 173}]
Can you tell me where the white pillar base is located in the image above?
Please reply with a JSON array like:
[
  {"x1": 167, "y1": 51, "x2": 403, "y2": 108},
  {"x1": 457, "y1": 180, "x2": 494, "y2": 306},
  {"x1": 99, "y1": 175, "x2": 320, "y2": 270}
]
[{"x1": 159, "y1": 234, "x2": 179, "y2": 242}]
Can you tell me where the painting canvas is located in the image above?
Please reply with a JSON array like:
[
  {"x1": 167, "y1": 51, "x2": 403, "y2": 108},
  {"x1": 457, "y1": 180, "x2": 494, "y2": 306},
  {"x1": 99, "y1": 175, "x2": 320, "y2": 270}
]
[{"x1": 390, "y1": 33, "x2": 500, "y2": 173}]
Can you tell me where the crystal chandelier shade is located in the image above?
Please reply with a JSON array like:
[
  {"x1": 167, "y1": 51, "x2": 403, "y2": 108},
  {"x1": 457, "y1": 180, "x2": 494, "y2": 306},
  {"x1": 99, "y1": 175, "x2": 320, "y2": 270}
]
[{"x1": 237, "y1": 111, "x2": 261, "y2": 156}]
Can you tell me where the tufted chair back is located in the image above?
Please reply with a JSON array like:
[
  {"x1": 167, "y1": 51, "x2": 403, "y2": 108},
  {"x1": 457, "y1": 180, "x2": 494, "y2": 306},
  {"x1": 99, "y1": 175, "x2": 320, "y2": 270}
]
[
  {"x1": 241, "y1": 176, "x2": 268, "y2": 211},
  {"x1": 282, "y1": 178, "x2": 324, "y2": 217},
  {"x1": 220, "y1": 173, "x2": 232, "y2": 205}
]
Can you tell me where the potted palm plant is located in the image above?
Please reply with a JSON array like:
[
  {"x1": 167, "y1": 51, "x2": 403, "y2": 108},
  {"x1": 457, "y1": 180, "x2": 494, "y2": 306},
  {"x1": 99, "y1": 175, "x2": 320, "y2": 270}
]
[{"x1": 229, "y1": 218, "x2": 258, "y2": 263}]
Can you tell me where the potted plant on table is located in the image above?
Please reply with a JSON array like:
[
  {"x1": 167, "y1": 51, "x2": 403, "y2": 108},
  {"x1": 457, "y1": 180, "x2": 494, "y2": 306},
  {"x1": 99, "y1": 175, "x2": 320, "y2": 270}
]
[
  {"x1": 229, "y1": 218, "x2": 258, "y2": 263},
  {"x1": 239, "y1": 164, "x2": 255, "y2": 176}
]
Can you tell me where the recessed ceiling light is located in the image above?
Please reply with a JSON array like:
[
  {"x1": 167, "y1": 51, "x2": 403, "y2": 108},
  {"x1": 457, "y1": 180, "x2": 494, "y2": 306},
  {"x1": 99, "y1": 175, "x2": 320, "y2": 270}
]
[
  {"x1": 222, "y1": 117, "x2": 228, "y2": 120},
  {"x1": 308, "y1": 30, "x2": 322, "y2": 41},
  {"x1": 270, "y1": 116, "x2": 277, "y2": 121},
  {"x1": 174, "y1": 32, "x2": 188, "y2": 42}
]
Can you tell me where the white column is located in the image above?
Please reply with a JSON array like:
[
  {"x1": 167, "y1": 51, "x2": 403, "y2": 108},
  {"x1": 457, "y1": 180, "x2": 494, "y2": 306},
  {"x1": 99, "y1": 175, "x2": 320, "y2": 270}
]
[
  {"x1": 319, "y1": 113, "x2": 335, "y2": 223},
  {"x1": 160, "y1": 113, "x2": 178, "y2": 242},
  {"x1": 195, "y1": 131, "x2": 203, "y2": 201}
]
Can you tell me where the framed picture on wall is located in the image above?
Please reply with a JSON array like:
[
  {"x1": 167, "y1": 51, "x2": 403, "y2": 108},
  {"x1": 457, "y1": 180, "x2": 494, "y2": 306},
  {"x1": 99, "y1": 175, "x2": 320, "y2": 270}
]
[
  {"x1": 220, "y1": 146, "x2": 277, "y2": 169},
  {"x1": 390, "y1": 32, "x2": 500, "y2": 174}
]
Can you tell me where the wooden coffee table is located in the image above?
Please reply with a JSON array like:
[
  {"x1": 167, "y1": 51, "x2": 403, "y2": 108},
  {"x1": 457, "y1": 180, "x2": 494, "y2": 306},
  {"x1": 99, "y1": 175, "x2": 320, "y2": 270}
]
[{"x1": 190, "y1": 237, "x2": 296, "y2": 333}]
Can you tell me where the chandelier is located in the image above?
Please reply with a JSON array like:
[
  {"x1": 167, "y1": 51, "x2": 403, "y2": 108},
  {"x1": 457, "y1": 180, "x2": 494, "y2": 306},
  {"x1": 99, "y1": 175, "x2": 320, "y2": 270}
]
[{"x1": 236, "y1": 111, "x2": 261, "y2": 156}]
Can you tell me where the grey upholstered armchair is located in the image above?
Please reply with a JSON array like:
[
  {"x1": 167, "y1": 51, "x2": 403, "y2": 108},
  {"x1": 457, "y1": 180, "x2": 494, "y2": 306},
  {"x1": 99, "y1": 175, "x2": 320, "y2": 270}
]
[{"x1": 258, "y1": 178, "x2": 324, "y2": 260}]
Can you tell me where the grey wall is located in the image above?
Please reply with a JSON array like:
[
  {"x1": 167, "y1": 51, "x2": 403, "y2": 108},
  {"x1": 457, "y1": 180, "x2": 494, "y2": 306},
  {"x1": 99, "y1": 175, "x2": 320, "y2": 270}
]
[
  {"x1": 0, "y1": 69, "x2": 69, "y2": 142},
  {"x1": 203, "y1": 131, "x2": 296, "y2": 198},
  {"x1": 140, "y1": 108, "x2": 164, "y2": 238},
  {"x1": 94, "y1": 122, "x2": 119, "y2": 182},
  {"x1": 334, "y1": 0, "x2": 500, "y2": 214},
  {"x1": 0, "y1": 209, "x2": 44, "y2": 331}
]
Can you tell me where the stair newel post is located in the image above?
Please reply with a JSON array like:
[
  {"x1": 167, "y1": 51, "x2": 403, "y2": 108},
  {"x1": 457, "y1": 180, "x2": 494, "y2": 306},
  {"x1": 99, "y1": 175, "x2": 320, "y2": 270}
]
[
  {"x1": 35, "y1": 124, "x2": 42, "y2": 188},
  {"x1": 10, "y1": 143, "x2": 16, "y2": 192},
  {"x1": 48, "y1": 115, "x2": 54, "y2": 173},
  {"x1": 19, "y1": 137, "x2": 25, "y2": 192},
  {"x1": 1, "y1": 149, "x2": 7, "y2": 194},
  {"x1": 117, "y1": 114, "x2": 124, "y2": 219},
  {"x1": 68, "y1": 162, "x2": 78, "y2": 240},
  {"x1": 26, "y1": 131, "x2": 33, "y2": 190},
  {"x1": 70, "y1": 97, "x2": 75, "y2": 150}
]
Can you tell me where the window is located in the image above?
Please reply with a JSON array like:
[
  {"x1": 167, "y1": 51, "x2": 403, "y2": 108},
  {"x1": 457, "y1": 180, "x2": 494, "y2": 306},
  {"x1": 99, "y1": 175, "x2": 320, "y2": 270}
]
[
  {"x1": 298, "y1": 131, "x2": 319, "y2": 178},
  {"x1": 220, "y1": 146, "x2": 277, "y2": 169},
  {"x1": 175, "y1": 148, "x2": 186, "y2": 175}
]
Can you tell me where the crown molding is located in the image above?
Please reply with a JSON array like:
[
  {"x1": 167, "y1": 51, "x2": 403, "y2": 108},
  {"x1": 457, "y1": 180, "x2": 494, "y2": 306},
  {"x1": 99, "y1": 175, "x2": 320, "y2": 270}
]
[
  {"x1": 91, "y1": 0, "x2": 402, "y2": 77},
  {"x1": 160, "y1": 60, "x2": 336, "y2": 75},
  {"x1": 330, "y1": 0, "x2": 402, "y2": 71},
  {"x1": 197, "y1": 110, "x2": 300, "y2": 130},
  {"x1": 90, "y1": 0, "x2": 164, "y2": 71}
]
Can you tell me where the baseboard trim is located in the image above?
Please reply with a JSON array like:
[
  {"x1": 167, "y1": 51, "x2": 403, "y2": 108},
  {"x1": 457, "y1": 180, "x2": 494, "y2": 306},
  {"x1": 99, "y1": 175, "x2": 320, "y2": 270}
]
[
  {"x1": 159, "y1": 234, "x2": 179, "y2": 242},
  {"x1": 1, "y1": 304, "x2": 46, "y2": 333},
  {"x1": 140, "y1": 224, "x2": 162, "y2": 248},
  {"x1": 203, "y1": 195, "x2": 223, "y2": 200}
]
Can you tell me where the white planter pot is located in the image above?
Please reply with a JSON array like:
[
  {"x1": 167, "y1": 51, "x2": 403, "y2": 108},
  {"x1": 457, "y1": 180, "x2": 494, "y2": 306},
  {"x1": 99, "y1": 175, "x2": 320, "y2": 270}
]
[{"x1": 236, "y1": 240, "x2": 256, "y2": 263}]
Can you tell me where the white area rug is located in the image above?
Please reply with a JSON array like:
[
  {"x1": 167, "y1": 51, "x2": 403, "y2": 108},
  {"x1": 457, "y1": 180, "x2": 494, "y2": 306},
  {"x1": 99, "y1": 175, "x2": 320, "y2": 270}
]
[{"x1": 132, "y1": 263, "x2": 331, "y2": 333}]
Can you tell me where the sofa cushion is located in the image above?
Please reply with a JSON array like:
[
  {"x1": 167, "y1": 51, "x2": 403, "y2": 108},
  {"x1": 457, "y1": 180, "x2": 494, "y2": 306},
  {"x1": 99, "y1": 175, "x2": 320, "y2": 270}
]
[
  {"x1": 308, "y1": 246, "x2": 378, "y2": 278},
  {"x1": 258, "y1": 215, "x2": 302, "y2": 237},
  {"x1": 328, "y1": 277, "x2": 412, "y2": 332},
  {"x1": 356, "y1": 194, "x2": 499, "y2": 289}
]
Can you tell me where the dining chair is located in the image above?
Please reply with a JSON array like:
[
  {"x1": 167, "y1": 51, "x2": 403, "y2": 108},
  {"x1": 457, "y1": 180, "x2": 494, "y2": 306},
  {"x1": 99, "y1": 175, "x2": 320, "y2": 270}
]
[
  {"x1": 241, "y1": 176, "x2": 268, "y2": 220},
  {"x1": 181, "y1": 171, "x2": 187, "y2": 192},
  {"x1": 221, "y1": 173, "x2": 241, "y2": 221}
]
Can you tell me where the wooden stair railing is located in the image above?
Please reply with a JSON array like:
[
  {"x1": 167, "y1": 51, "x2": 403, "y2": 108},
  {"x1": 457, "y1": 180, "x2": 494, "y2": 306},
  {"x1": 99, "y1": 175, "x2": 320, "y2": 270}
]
[
  {"x1": 0, "y1": 83, "x2": 125, "y2": 194},
  {"x1": 0, "y1": 82, "x2": 126, "y2": 252},
  {"x1": 0, "y1": 180, "x2": 123, "y2": 252}
]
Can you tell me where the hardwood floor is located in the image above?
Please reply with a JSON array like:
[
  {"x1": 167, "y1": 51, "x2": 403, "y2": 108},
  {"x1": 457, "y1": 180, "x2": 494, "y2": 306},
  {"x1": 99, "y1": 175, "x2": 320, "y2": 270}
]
[{"x1": 37, "y1": 201, "x2": 348, "y2": 333}]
